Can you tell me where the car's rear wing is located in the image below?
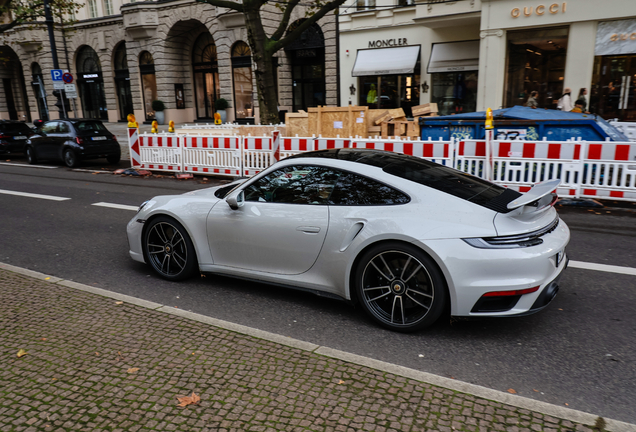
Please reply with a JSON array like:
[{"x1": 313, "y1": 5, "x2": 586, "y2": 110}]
[{"x1": 506, "y1": 179, "x2": 560, "y2": 211}]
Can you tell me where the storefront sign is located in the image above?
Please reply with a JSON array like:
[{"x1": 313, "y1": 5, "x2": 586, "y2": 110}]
[
  {"x1": 596, "y1": 19, "x2": 636, "y2": 56},
  {"x1": 511, "y1": 3, "x2": 566, "y2": 18},
  {"x1": 82, "y1": 73, "x2": 99, "y2": 79},
  {"x1": 368, "y1": 38, "x2": 408, "y2": 49}
]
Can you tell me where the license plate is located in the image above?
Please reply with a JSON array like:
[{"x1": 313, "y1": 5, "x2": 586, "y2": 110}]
[
  {"x1": 92, "y1": 136, "x2": 107, "y2": 141},
  {"x1": 14, "y1": 136, "x2": 26, "y2": 140}
]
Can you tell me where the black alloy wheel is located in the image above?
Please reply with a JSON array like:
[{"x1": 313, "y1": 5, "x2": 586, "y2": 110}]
[
  {"x1": 26, "y1": 146, "x2": 37, "y2": 164},
  {"x1": 355, "y1": 242, "x2": 446, "y2": 332},
  {"x1": 63, "y1": 148, "x2": 79, "y2": 168},
  {"x1": 143, "y1": 216, "x2": 197, "y2": 281}
]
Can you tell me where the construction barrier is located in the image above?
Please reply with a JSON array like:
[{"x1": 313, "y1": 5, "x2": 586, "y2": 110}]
[
  {"x1": 610, "y1": 121, "x2": 636, "y2": 142},
  {"x1": 182, "y1": 135, "x2": 242, "y2": 176},
  {"x1": 127, "y1": 128, "x2": 636, "y2": 203}
]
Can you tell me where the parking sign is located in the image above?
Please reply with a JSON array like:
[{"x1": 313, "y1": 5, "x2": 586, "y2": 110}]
[{"x1": 51, "y1": 69, "x2": 63, "y2": 81}]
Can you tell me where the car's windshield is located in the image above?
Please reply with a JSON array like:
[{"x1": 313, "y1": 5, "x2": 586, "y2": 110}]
[{"x1": 72, "y1": 121, "x2": 107, "y2": 132}]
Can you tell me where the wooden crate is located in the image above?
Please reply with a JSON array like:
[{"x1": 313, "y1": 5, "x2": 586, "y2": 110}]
[
  {"x1": 308, "y1": 106, "x2": 368, "y2": 138},
  {"x1": 285, "y1": 112, "x2": 309, "y2": 137}
]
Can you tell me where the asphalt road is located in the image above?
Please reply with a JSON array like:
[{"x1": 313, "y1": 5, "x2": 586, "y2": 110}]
[{"x1": 1, "y1": 158, "x2": 635, "y2": 424}]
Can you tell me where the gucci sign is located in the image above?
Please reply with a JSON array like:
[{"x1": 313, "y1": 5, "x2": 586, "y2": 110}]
[
  {"x1": 511, "y1": 3, "x2": 567, "y2": 18},
  {"x1": 610, "y1": 33, "x2": 636, "y2": 41}
]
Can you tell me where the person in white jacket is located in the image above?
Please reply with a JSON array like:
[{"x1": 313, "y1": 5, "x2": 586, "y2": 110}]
[{"x1": 558, "y1": 88, "x2": 573, "y2": 112}]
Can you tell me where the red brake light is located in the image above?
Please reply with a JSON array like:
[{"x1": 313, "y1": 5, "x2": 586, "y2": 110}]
[
  {"x1": 76, "y1": 137, "x2": 86, "y2": 145},
  {"x1": 482, "y1": 286, "x2": 540, "y2": 297}
]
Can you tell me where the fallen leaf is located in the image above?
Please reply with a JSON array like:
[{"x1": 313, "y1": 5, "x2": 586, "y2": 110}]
[
  {"x1": 565, "y1": 403, "x2": 569, "y2": 406},
  {"x1": 127, "y1": 368, "x2": 140, "y2": 374},
  {"x1": 17, "y1": 349, "x2": 27, "y2": 358},
  {"x1": 338, "y1": 380, "x2": 345, "y2": 385},
  {"x1": 115, "y1": 301, "x2": 124, "y2": 305},
  {"x1": 176, "y1": 391, "x2": 200, "y2": 407},
  {"x1": 533, "y1": 389, "x2": 539, "y2": 392},
  {"x1": 95, "y1": 352, "x2": 99, "y2": 356},
  {"x1": 44, "y1": 277, "x2": 51, "y2": 280},
  {"x1": 41, "y1": 338, "x2": 47, "y2": 341},
  {"x1": 507, "y1": 388, "x2": 517, "y2": 394}
]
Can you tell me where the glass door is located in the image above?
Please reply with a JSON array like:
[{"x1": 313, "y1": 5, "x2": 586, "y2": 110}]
[
  {"x1": 591, "y1": 55, "x2": 636, "y2": 121},
  {"x1": 194, "y1": 71, "x2": 218, "y2": 119}
]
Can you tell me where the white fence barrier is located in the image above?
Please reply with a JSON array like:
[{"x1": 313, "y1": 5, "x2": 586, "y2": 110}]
[
  {"x1": 610, "y1": 121, "x2": 636, "y2": 142},
  {"x1": 128, "y1": 128, "x2": 636, "y2": 203}
]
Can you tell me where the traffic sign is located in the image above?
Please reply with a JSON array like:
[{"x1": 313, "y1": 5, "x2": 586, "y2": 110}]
[
  {"x1": 64, "y1": 83, "x2": 78, "y2": 99},
  {"x1": 53, "y1": 82, "x2": 64, "y2": 90},
  {"x1": 62, "y1": 72, "x2": 73, "y2": 84},
  {"x1": 51, "y1": 69, "x2": 63, "y2": 81}
]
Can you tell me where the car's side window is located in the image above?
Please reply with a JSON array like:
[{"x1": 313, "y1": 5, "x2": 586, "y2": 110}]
[
  {"x1": 41, "y1": 122, "x2": 58, "y2": 134},
  {"x1": 244, "y1": 165, "x2": 341, "y2": 205},
  {"x1": 58, "y1": 122, "x2": 70, "y2": 133},
  {"x1": 328, "y1": 172, "x2": 410, "y2": 205}
]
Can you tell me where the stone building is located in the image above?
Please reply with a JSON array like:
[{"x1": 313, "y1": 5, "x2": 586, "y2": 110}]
[
  {"x1": 0, "y1": 0, "x2": 337, "y2": 124},
  {"x1": 340, "y1": 0, "x2": 636, "y2": 121}
]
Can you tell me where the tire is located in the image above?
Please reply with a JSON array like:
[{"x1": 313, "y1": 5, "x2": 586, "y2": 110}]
[
  {"x1": 106, "y1": 153, "x2": 121, "y2": 164},
  {"x1": 63, "y1": 148, "x2": 79, "y2": 168},
  {"x1": 142, "y1": 216, "x2": 198, "y2": 281},
  {"x1": 355, "y1": 242, "x2": 447, "y2": 332},
  {"x1": 26, "y1": 146, "x2": 38, "y2": 164}
]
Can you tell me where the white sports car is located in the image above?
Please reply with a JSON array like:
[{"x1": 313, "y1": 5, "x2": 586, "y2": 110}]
[{"x1": 127, "y1": 149, "x2": 570, "y2": 332}]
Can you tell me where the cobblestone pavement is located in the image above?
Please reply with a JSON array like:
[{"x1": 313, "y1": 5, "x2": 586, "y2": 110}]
[{"x1": 0, "y1": 268, "x2": 621, "y2": 432}]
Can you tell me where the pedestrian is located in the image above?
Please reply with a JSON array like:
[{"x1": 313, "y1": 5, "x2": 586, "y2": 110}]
[
  {"x1": 557, "y1": 88, "x2": 573, "y2": 112},
  {"x1": 570, "y1": 100, "x2": 585, "y2": 113},
  {"x1": 525, "y1": 91, "x2": 539, "y2": 108},
  {"x1": 577, "y1": 88, "x2": 588, "y2": 111}
]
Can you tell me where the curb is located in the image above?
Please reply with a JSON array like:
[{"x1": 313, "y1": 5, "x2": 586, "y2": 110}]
[{"x1": 2, "y1": 261, "x2": 635, "y2": 432}]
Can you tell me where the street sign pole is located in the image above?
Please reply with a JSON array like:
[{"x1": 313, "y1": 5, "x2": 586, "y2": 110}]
[{"x1": 43, "y1": 0, "x2": 67, "y2": 119}]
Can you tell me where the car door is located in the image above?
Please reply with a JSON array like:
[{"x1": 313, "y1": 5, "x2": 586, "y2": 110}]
[
  {"x1": 206, "y1": 165, "x2": 341, "y2": 275},
  {"x1": 33, "y1": 121, "x2": 60, "y2": 159}
]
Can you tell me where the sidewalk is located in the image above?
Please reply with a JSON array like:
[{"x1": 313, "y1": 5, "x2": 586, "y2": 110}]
[{"x1": 0, "y1": 264, "x2": 631, "y2": 432}]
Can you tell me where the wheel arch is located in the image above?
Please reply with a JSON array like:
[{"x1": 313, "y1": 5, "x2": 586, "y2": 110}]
[
  {"x1": 347, "y1": 239, "x2": 453, "y2": 310},
  {"x1": 141, "y1": 212, "x2": 203, "y2": 265}
]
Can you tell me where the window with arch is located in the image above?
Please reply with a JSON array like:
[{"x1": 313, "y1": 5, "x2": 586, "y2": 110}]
[
  {"x1": 76, "y1": 46, "x2": 107, "y2": 119},
  {"x1": 114, "y1": 43, "x2": 133, "y2": 121},
  {"x1": 232, "y1": 41, "x2": 253, "y2": 120},
  {"x1": 192, "y1": 33, "x2": 219, "y2": 119},
  {"x1": 139, "y1": 51, "x2": 158, "y2": 121}
]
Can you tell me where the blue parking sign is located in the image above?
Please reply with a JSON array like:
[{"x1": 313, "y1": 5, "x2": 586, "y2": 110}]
[{"x1": 51, "y1": 69, "x2": 63, "y2": 81}]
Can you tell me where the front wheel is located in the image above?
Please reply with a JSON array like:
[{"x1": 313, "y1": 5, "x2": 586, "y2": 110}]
[
  {"x1": 26, "y1": 146, "x2": 38, "y2": 164},
  {"x1": 355, "y1": 243, "x2": 447, "y2": 332},
  {"x1": 63, "y1": 148, "x2": 79, "y2": 168},
  {"x1": 142, "y1": 216, "x2": 198, "y2": 281}
]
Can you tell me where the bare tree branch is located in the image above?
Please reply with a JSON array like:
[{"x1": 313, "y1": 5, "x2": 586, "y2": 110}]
[
  {"x1": 270, "y1": 0, "x2": 301, "y2": 42},
  {"x1": 195, "y1": 0, "x2": 244, "y2": 13}
]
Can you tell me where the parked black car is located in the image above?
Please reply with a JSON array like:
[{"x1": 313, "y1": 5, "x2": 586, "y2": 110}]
[
  {"x1": 26, "y1": 119, "x2": 121, "y2": 168},
  {"x1": 0, "y1": 120, "x2": 35, "y2": 155}
]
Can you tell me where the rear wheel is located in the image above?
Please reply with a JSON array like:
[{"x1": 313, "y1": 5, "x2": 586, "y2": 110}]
[
  {"x1": 142, "y1": 216, "x2": 198, "y2": 281},
  {"x1": 26, "y1": 146, "x2": 37, "y2": 164},
  {"x1": 63, "y1": 148, "x2": 79, "y2": 168},
  {"x1": 106, "y1": 153, "x2": 121, "y2": 164},
  {"x1": 355, "y1": 242, "x2": 447, "y2": 332}
]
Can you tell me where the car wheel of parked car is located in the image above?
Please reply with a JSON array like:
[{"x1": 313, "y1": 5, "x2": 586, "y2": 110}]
[
  {"x1": 106, "y1": 154, "x2": 121, "y2": 164},
  {"x1": 26, "y1": 146, "x2": 37, "y2": 164},
  {"x1": 355, "y1": 242, "x2": 447, "y2": 332},
  {"x1": 143, "y1": 216, "x2": 198, "y2": 281},
  {"x1": 63, "y1": 148, "x2": 79, "y2": 168}
]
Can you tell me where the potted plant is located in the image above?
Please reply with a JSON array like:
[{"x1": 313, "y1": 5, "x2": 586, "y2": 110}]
[
  {"x1": 214, "y1": 98, "x2": 229, "y2": 123},
  {"x1": 152, "y1": 100, "x2": 166, "y2": 125}
]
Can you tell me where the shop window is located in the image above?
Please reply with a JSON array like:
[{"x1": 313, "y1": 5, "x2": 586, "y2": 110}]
[
  {"x1": 113, "y1": 43, "x2": 133, "y2": 121},
  {"x1": 76, "y1": 46, "x2": 107, "y2": 120},
  {"x1": 358, "y1": 73, "x2": 420, "y2": 117},
  {"x1": 590, "y1": 55, "x2": 636, "y2": 121},
  {"x1": 232, "y1": 42, "x2": 254, "y2": 121},
  {"x1": 504, "y1": 27, "x2": 568, "y2": 110},
  {"x1": 139, "y1": 51, "x2": 158, "y2": 121},
  {"x1": 431, "y1": 72, "x2": 478, "y2": 115},
  {"x1": 357, "y1": 0, "x2": 376, "y2": 10}
]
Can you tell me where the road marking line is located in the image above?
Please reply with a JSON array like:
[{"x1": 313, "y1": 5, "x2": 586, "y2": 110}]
[
  {"x1": 0, "y1": 188, "x2": 70, "y2": 201},
  {"x1": 569, "y1": 260, "x2": 636, "y2": 276},
  {"x1": 92, "y1": 202, "x2": 138, "y2": 211},
  {"x1": 0, "y1": 162, "x2": 59, "y2": 169},
  {"x1": 73, "y1": 169, "x2": 111, "y2": 173}
]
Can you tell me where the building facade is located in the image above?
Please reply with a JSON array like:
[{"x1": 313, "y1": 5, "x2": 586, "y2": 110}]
[
  {"x1": 339, "y1": 0, "x2": 636, "y2": 121},
  {"x1": 0, "y1": 0, "x2": 337, "y2": 124}
]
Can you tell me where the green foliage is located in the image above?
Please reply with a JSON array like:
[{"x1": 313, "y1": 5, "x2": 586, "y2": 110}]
[
  {"x1": 152, "y1": 100, "x2": 165, "y2": 111},
  {"x1": 214, "y1": 98, "x2": 229, "y2": 110},
  {"x1": 0, "y1": 0, "x2": 82, "y2": 34}
]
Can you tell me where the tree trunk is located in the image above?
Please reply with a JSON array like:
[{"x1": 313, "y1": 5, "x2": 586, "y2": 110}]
[{"x1": 244, "y1": 6, "x2": 280, "y2": 125}]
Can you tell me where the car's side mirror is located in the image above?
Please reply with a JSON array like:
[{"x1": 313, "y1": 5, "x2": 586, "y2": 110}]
[{"x1": 226, "y1": 190, "x2": 244, "y2": 210}]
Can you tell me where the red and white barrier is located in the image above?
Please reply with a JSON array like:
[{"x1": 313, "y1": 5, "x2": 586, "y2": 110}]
[
  {"x1": 243, "y1": 136, "x2": 275, "y2": 176},
  {"x1": 182, "y1": 135, "x2": 242, "y2": 176},
  {"x1": 136, "y1": 133, "x2": 182, "y2": 173},
  {"x1": 578, "y1": 141, "x2": 636, "y2": 201},
  {"x1": 128, "y1": 127, "x2": 141, "y2": 168},
  {"x1": 315, "y1": 137, "x2": 351, "y2": 150},
  {"x1": 280, "y1": 137, "x2": 315, "y2": 159}
]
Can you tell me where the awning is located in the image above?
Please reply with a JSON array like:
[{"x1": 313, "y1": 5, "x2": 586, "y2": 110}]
[
  {"x1": 352, "y1": 45, "x2": 421, "y2": 77},
  {"x1": 427, "y1": 40, "x2": 480, "y2": 73}
]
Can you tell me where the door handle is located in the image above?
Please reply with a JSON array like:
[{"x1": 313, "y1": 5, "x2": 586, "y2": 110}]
[{"x1": 297, "y1": 226, "x2": 321, "y2": 234}]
